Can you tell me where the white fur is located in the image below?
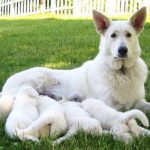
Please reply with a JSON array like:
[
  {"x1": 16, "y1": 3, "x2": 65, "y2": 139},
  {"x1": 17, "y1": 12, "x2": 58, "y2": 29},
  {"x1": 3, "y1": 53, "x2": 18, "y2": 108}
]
[
  {"x1": 5, "y1": 86, "x2": 39, "y2": 141},
  {"x1": 81, "y1": 98, "x2": 149, "y2": 143},
  {"x1": 0, "y1": 95, "x2": 14, "y2": 120},
  {"x1": 0, "y1": 7, "x2": 149, "y2": 119},
  {"x1": 17, "y1": 96, "x2": 67, "y2": 141},
  {"x1": 53, "y1": 100, "x2": 102, "y2": 144}
]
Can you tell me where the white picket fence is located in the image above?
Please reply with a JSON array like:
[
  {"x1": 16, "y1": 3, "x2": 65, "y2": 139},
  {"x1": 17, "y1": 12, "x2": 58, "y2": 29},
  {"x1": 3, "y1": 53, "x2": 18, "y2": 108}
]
[{"x1": 0, "y1": 0, "x2": 150, "y2": 16}]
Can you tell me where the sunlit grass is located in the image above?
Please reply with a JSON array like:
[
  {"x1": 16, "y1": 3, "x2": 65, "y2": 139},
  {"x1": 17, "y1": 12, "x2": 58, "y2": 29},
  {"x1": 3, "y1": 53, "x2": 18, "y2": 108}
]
[
  {"x1": 0, "y1": 14, "x2": 150, "y2": 149},
  {"x1": 0, "y1": 12, "x2": 150, "y2": 22}
]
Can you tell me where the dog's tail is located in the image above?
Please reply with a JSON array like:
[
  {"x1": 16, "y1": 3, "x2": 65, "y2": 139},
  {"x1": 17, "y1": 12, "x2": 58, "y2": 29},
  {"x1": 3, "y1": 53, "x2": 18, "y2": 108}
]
[
  {"x1": 52, "y1": 128, "x2": 76, "y2": 145},
  {"x1": 17, "y1": 112, "x2": 67, "y2": 138},
  {"x1": 121, "y1": 109, "x2": 149, "y2": 127}
]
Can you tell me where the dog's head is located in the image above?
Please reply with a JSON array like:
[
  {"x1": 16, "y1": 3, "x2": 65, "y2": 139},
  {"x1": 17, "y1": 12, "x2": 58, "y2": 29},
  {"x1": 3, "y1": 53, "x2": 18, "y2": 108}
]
[{"x1": 93, "y1": 7, "x2": 147, "y2": 70}]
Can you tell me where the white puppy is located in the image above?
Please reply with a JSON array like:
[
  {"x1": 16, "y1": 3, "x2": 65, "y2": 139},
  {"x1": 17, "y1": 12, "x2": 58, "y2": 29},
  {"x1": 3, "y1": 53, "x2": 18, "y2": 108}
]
[
  {"x1": 5, "y1": 86, "x2": 39, "y2": 141},
  {"x1": 81, "y1": 98, "x2": 149, "y2": 143},
  {"x1": 53, "y1": 100, "x2": 102, "y2": 144},
  {"x1": 17, "y1": 96, "x2": 67, "y2": 141}
]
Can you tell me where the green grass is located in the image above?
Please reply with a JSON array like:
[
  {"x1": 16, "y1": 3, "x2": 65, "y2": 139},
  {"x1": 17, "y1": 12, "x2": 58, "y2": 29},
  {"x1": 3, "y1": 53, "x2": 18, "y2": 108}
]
[{"x1": 0, "y1": 13, "x2": 150, "y2": 149}]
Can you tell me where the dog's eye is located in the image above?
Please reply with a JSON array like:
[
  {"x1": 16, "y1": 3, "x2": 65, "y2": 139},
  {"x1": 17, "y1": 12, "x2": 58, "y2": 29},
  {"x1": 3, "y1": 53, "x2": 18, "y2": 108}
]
[
  {"x1": 126, "y1": 33, "x2": 132, "y2": 37},
  {"x1": 111, "y1": 33, "x2": 117, "y2": 38}
]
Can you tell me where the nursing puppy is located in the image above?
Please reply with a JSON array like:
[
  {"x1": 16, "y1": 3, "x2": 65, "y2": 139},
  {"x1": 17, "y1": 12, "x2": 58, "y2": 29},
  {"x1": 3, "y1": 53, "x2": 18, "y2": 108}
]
[
  {"x1": 81, "y1": 98, "x2": 149, "y2": 143},
  {"x1": 0, "y1": 7, "x2": 149, "y2": 120},
  {"x1": 5, "y1": 86, "x2": 39, "y2": 141},
  {"x1": 17, "y1": 96, "x2": 67, "y2": 141},
  {"x1": 0, "y1": 68, "x2": 59, "y2": 119},
  {"x1": 53, "y1": 99, "x2": 102, "y2": 144}
]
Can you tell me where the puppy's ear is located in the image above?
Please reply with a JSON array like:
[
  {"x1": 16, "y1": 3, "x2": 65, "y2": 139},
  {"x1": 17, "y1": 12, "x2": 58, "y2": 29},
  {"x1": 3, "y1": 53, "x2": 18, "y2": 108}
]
[
  {"x1": 92, "y1": 10, "x2": 111, "y2": 34},
  {"x1": 129, "y1": 7, "x2": 147, "y2": 33}
]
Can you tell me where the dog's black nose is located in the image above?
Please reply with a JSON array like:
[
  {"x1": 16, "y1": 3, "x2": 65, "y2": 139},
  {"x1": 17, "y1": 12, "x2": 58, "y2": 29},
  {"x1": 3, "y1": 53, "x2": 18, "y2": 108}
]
[{"x1": 118, "y1": 46, "x2": 128, "y2": 57}]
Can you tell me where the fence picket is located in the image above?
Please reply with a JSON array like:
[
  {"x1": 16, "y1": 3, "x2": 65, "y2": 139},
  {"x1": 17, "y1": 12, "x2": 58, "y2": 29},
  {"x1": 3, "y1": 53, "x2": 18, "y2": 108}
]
[{"x1": 0, "y1": 0, "x2": 150, "y2": 16}]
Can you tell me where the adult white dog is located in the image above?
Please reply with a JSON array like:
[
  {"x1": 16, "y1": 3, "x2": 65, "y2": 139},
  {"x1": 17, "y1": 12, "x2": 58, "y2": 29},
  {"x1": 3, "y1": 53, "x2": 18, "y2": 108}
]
[{"x1": 0, "y1": 7, "x2": 149, "y2": 119}]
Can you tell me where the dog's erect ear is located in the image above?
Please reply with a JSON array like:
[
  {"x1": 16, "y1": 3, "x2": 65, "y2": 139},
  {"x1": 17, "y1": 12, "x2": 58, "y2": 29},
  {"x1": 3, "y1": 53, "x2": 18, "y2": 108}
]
[
  {"x1": 129, "y1": 7, "x2": 147, "y2": 33},
  {"x1": 92, "y1": 10, "x2": 111, "y2": 34}
]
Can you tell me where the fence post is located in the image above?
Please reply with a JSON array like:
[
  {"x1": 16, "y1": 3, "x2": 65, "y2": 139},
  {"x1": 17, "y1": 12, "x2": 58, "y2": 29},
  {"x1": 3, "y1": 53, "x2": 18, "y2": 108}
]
[
  {"x1": 40, "y1": 0, "x2": 45, "y2": 12},
  {"x1": 51, "y1": 0, "x2": 56, "y2": 13},
  {"x1": 105, "y1": 0, "x2": 116, "y2": 15},
  {"x1": 144, "y1": 0, "x2": 150, "y2": 13},
  {"x1": 73, "y1": 0, "x2": 81, "y2": 16},
  {"x1": 10, "y1": 0, "x2": 14, "y2": 16}
]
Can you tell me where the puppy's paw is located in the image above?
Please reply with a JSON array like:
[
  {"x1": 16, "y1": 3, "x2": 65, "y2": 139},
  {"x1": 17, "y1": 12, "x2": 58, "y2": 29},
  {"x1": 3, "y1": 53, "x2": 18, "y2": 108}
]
[
  {"x1": 127, "y1": 119, "x2": 140, "y2": 137},
  {"x1": 24, "y1": 135, "x2": 39, "y2": 142},
  {"x1": 114, "y1": 132, "x2": 133, "y2": 144}
]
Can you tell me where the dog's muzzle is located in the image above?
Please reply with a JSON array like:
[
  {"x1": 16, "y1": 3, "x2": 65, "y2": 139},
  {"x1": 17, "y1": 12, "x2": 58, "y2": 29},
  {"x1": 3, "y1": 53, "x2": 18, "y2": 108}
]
[{"x1": 118, "y1": 46, "x2": 128, "y2": 58}]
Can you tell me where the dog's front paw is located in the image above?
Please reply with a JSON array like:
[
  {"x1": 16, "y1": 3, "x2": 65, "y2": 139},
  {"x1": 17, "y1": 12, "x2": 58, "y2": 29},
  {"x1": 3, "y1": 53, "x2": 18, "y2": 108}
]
[{"x1": 115, "y1": 132, "x2": 133, "y2": 144}]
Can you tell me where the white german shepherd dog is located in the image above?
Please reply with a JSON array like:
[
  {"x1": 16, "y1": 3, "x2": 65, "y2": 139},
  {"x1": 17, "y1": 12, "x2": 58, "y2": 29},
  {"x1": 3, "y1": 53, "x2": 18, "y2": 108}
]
[{"x1": 0, "y1": 7, "x2": 149, "y2": 120}]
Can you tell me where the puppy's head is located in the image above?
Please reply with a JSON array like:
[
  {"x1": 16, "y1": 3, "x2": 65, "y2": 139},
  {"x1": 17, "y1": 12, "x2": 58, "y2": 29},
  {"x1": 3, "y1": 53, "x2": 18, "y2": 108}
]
[{"x1": 93, "y1": 7, "x2": 147, "y2": 69}]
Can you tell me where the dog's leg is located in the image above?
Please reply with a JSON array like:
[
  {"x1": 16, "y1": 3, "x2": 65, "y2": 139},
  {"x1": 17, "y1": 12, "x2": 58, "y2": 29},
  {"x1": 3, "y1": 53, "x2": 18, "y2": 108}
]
[
  {"x1": 104, "y1": 129, "x2": 133, "y2": 143},
  {"x1": 115, "y1": 132, "x2": 133, "y2": 144},
  {"x1": 18, "y1": 133, "x2": 39, "y2": 142},
  {"x1": 109, "y1": 123, "x2": 132, "y2": 143},
  {"x1": 0, "y1": 95, "x2": 14, "y2": 120},
  {"x1": 118, "y1": 133, "x2": 132, "y2": 143},
  {"x1": 134, "y1": 99, "x2": 150, "y2": 113},
  {"x1": 106, "y1": 129, "x2": 132, "y2": 143},
  {"x1": 127, "y1": 119, "x2": 140, "y2": 137},
  {"x1": 138, "y1": 127, "x2": 150, "y2": 136},
  {"x1": 52, "y1": 128, "x2": 77, "y2": 145},
  {"x1": 17, "y1": 114, "x2": 52, "y2": 138},
  {"x1": 128, "y1": 122, "x2": 150, "y2": 137},
  {"x1": 127, "y1": 119, "x2": 150, "y2": 138},
  {"x1": 18, "y1": 112, "x2": 67, "y2": 138}
]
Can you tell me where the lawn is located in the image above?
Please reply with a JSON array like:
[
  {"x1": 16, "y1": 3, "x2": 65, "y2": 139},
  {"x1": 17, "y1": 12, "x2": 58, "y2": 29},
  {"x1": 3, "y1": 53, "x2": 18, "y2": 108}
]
[{"x1": 0, "y1": 13, "x2": 150, "y2": 150}]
